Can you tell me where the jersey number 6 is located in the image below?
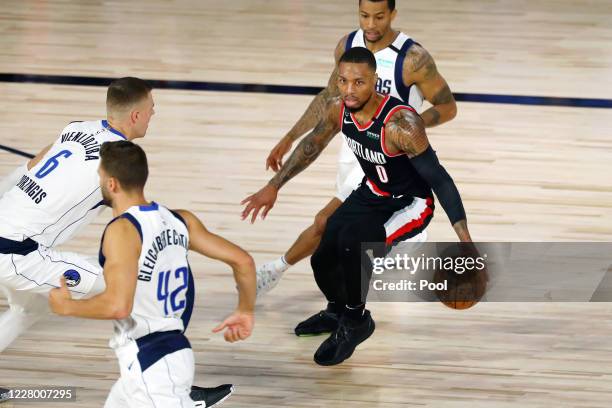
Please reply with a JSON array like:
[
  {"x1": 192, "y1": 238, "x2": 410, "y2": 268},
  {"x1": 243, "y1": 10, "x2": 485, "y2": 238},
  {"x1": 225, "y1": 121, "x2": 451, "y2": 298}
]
[{"x1": 35, "y1": 150, "x2": 72, "y2": 179}]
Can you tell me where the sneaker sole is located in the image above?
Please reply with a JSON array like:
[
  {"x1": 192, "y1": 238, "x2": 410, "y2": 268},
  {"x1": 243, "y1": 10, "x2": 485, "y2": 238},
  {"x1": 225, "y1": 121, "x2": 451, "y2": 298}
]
[
  {"x1": 194, "y1": 385, "x2": 235, "y2": 408},
  {"x1": 295, "y1": 331, "x2": 333, "y2": 337},
  {"x1": 314, "y1": 320, "x2": 376, "y2": 366}
]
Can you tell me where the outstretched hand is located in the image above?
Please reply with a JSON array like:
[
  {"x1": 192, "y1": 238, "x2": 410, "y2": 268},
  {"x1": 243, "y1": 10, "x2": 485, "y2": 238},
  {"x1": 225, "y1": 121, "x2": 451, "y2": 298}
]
[
  {"x1": 212, "y1": 310, "x2": 254, "y2": 343},
  {"x1": 240, "y1": 184, "x2": 278, "y2": 223}
]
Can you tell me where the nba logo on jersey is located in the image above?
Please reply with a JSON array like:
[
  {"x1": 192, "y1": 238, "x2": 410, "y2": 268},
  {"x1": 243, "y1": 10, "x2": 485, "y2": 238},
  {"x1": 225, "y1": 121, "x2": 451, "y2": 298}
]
[{"x1": 63, "y1": 270, "x2": 81, "y2": 287}]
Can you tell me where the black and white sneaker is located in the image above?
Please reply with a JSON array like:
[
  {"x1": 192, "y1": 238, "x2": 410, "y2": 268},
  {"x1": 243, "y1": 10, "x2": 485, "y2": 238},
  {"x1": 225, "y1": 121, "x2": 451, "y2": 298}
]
[
  {"x1": 314, "y1": 310, "x2": 375, "y2": 366},
  {"x1": 0, "y1": 388, "x2": 11, "y2": 404},
  {"x1": 191, "y1": 384, "x2": 234, "y2": 407},
  {"x1": 294, "y1": 310, "x2": 339, "y2": 336}
]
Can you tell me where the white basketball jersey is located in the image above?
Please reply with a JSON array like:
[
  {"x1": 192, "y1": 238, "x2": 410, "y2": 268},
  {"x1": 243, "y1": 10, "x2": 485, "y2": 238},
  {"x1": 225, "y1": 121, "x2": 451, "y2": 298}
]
[
  {"x1": 101, "y1": 203, "x2": 193, "y2": 349},
  {"x1": 338, "y1": 30, "x2": 424, "y2": 163},
  {"x1": 0, "y1": 120, "x2": 126, "y2": 247}
]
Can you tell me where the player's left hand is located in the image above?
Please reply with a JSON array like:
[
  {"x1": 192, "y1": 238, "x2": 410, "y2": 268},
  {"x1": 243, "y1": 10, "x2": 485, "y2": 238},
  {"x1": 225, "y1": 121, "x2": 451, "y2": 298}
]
[
  {"x1": 212, "y1": 310, "x2": 254, "y2": 343},
  {"x1": 48, "y1": 276, "x2": 73, "y2": 316},
  {"x1": 240, "y1": 184, "x2": 278, "y2": 223}
]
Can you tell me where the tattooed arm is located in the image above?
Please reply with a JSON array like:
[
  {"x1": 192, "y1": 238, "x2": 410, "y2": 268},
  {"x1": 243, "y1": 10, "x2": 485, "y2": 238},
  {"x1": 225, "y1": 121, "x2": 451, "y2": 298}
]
[
  {"x1": 242, "y1": 99, "x2": 342, "y2": 223},
  {"x1": 266, "y1": 36, "x2": 347, "y2": 172},
  {"x1": 385, "y1": 109, "x2": 471, "y2": 241},
  {"x1": 283, "y1": 37, "x2": 346, "y2": 142},
  {"x1": 269, "y1": 102, "x2": 341, "y2": 190},
  {"x1": 403, "y1": 45, "x2": 457, "y2": 128}
]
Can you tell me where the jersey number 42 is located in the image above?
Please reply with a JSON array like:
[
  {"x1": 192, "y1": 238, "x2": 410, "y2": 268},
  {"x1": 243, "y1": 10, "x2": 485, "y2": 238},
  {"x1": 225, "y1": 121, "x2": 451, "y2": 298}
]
[{"x1": 157, "y1": 267, "x2": 189, "y2": 315}]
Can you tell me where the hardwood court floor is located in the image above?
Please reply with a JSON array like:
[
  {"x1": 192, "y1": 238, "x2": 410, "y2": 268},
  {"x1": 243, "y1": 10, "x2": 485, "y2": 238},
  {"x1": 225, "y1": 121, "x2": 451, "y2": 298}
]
[{"x1": 1, "y1": 0, "x2": 612, "y2": 407}]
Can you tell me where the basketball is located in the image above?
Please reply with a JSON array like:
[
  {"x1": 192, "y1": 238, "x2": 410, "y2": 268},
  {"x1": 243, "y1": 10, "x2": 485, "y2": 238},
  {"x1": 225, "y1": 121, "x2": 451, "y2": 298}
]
[
  {"x1": 434, "y1": 265, "x2": 487, "y2": 309},
  {"x1": 432, "y1": 244, "x2": 488, "y2": 310}
]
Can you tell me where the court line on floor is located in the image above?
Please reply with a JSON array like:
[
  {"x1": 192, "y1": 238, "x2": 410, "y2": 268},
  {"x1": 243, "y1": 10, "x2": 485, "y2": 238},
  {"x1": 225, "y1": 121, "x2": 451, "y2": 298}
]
[
  {"x1": 2, "y1": 72, "x2": 611, "y2": 159},
  {"x1": 0, "y1": 144, "x2": 34, "y2": 159},
  {"x1": 1, "y1": 73, "x2": 611, "y2": 109}
]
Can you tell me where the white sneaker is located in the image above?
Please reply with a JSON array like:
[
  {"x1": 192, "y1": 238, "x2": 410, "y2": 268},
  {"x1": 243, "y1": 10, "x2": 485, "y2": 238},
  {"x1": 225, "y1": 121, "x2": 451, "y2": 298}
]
[
  {"x1": 256, "y1": 259, "x2": 288, "y2": 297},
  {"x1": 0, "y1": 387, "x2": 10, "y2": 401}
]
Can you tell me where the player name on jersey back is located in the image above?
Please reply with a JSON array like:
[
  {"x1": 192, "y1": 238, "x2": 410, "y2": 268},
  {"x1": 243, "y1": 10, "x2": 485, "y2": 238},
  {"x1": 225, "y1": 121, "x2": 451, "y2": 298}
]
[
  {"x1": 140, "y1": 227, "x2": 189, "y2": 282},
  {"x1": 0, "y1": 120, "x2": 126, "y2": 246},
  {"x1": 60, "y1": 130, "x2": 103, "y2": 161},
  {"x1": 14, "y1": 174, "x2": 47, "y2": 204}
]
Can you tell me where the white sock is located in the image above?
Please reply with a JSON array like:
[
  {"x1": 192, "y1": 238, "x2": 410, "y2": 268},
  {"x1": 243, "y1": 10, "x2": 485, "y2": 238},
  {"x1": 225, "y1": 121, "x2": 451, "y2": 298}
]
[{"x1": 273, "y1": 256, "x2": 291, "y2": 274}]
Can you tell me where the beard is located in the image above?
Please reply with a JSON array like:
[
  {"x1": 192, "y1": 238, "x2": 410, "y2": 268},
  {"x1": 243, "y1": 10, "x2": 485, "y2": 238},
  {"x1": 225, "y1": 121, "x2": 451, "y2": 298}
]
[
  {"x1": 345, "y1": 104, "x2": 364, "y2": 114},
  {"x1": 101, "y1": 185, "x2": 113, "y2": 207},
  {"x1": 344, "y1": 91, "x2": 374, "y2": 113}
]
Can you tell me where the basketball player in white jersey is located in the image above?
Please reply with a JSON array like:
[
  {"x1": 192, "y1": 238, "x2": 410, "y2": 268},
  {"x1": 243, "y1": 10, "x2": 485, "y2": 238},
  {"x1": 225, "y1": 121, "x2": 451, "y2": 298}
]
[
  {"x1": 256, "y1": 0, "x2": 458, "y2": 295},
  {"x1": 49, "y1": 141, "x2": 256, "y2": 407},
  {"x1": 0, "y1": 77, "x2": 154, "y2": 354}
]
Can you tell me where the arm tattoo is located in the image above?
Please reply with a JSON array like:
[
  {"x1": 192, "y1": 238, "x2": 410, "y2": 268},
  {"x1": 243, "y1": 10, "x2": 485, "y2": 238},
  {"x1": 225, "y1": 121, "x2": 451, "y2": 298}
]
[
  {"x1": 285, "y1": 67, "x2": 340, "y2": 142},
  {"x1": 423, "y1": 61, "x2": 437, "y2": 81},
  {"x1": 408, "y1": 47, "x2": 433, "y2": 73},
  {"x1": 385, "y1": 110, "x2": 429, "y2": 156},
  {"x1": 271, "y1": 117, "x2": 337, "y2": 189},
  {"x1": 421, "y1": 108, "x2": 441, "y2": 127},
  {"x1": 431, "y1": 84, "x2": 454, "y2": 106}
]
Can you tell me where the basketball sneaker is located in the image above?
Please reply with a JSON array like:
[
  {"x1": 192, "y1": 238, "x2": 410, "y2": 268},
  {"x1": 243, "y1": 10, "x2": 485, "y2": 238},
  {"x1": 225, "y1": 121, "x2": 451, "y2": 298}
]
[
  {"x1": 191, "y1": 384, "x2": 234, "y2": 407},
  {"x1": 256, "y1": 257, "x2": 289, "y2": 297},
  {"x1": 0, "y1": 387, "x2": 11, "y2": 404},
  {"x1": 313, "y1": 310, "x2": 375, "y2": 366},
  {"x1": 294, "y1": 310, "x2": 339, "y2": 336}
]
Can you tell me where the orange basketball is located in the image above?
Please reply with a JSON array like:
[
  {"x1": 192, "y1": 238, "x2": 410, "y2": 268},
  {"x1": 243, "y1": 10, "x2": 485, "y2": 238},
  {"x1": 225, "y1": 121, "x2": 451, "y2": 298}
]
[{"x1": 433, "y1": 259, "x2": 488, "y2": 310}]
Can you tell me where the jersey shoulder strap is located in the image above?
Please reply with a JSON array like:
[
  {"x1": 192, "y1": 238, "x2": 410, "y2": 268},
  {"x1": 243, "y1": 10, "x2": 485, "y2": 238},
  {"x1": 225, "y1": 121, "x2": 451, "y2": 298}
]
[
  {"x1": 98, "y1": 212, "x2": 143, "y2": 267},
  {"x1": 390, "y1": 33, "x2": 418, "y2": 100},
  {"x1": 379, "y1": 97, "x2": 415, "y2": 124},
  {"x1": 345, "y1": 30, "x2": 359, "y2": 51}
]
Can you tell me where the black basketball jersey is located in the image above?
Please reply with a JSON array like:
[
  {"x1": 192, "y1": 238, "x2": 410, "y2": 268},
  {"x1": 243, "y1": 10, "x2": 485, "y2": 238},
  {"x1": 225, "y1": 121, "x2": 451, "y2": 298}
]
[{"x1": 340, "y1": 94, "x2": 432, "y2": 199}]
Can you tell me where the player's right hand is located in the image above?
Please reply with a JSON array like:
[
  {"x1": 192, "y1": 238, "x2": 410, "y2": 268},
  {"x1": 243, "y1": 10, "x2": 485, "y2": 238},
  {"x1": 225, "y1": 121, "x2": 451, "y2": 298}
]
[
  {"x1": 266, "y1": 137, "x2": 293, "y2": 172},
  {"x1": 240, "y1": 184, "x2": 278, "y2": 223},
  {"x1": 49, "y1": 276, "x2": 73, "y2": 316},
  {"x1": 212, "y1": 310, "x2": 254, "y2": 343}
]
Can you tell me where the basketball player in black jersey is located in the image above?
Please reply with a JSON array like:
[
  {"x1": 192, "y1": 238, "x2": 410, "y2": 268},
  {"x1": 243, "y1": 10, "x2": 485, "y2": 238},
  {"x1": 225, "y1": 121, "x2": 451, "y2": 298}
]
[
  {"x1": 257, "y1": 0, "x2": 457, "y2": 296},
  {"x1": 241, "y1": 47, "x2": 471, "y2": 366}
]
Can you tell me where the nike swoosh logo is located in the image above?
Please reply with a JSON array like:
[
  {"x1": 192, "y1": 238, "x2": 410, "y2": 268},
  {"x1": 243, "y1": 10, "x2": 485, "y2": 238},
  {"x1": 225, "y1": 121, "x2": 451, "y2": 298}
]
[
  {"x1": 128, "y1": 362, "x2": 134, "y2": 370},
  {"x1": 343, "y1": 118, "x2": 354, "y2": 125}
]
